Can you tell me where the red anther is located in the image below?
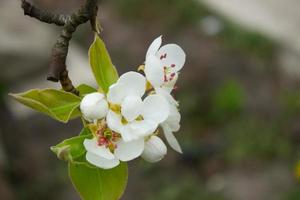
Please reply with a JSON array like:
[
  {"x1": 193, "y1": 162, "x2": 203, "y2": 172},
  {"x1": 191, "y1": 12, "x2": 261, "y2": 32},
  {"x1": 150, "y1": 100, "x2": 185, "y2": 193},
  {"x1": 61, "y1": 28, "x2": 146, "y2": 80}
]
[
  {"x1": 98, "y1": 137, "x2": 107, "y2": 146},
  {"x1": 171, "y1": 73, "x2": 176, "y2": 77},
  {"x1": 160, "y1": 53, "x2": 167, "y2": 60},
  {"x1": 171, "y1": 64, "x2": 176, "y2": 68}
]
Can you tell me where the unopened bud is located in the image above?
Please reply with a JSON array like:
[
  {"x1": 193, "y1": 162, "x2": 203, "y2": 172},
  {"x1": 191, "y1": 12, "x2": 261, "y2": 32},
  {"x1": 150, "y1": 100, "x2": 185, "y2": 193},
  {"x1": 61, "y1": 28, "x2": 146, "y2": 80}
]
[
  {"x1": 142, "y1": 136, "x2": 167, "y2": 163},
  {"x1": 50, "y1": 145, "x2": 73, "y2": 162},
  {"x1": 80, "y1": 92, "x2": 108, "y2": 122}
]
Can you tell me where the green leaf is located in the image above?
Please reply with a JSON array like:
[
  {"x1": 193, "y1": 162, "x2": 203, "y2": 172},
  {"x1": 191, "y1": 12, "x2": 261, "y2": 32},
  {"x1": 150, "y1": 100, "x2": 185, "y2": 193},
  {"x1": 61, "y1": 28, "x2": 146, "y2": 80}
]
[
  {"x1": 79, "y1": 127, "x2": 93, "y2": 136},
  {"x1": 89, "y1": 34, "x2": 119, "y2": 93},
  {"x1": 69, "y1": 162, "x2": 128, "y2": 200},
  {"x1": 10, "y1": 89, "x2": 81, "y2": 123},
  {"x1": 51, "y1": 134, "x2": 92, "y2": 162},
  {"x1": 77, "y1": 84, "x2": 97, "y2": 97}
]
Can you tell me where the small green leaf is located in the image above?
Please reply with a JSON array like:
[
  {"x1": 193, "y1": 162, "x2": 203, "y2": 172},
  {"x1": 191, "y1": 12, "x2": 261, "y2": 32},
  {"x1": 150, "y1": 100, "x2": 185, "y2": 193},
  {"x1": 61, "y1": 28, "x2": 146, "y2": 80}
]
[
  {"x1": 69, "y1": 162, "x2": 128, "y2": 200},
  {"x1": 89, "y1": 34, "x2": 119, "y2": 93},
  {"x1": 10, "y1": 89, "x2": 81, "y2": 123},
  {"x1": 51, "y1": 134, "x2": 92, "y2": 162},
  {"x1": 79, "y1": 127, "x2": 93, "y2": 136},
  {"x1": 77, "y1": 84, "x2": 97, "y2": 97}
]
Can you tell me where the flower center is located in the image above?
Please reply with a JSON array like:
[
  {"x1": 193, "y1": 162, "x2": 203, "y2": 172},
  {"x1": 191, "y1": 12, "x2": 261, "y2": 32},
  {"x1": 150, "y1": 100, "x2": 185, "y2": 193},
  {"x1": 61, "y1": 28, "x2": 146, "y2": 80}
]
[{"x1": 96, "y1": 128, "x2": 121, "y2": 152}]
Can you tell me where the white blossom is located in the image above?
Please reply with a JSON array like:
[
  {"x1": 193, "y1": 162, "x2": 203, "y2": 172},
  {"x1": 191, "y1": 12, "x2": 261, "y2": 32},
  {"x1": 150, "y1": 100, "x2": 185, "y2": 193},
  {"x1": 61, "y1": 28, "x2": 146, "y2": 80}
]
[
  {"x1": 144, "y1": 36, "x2": 185, "y2": 154},
  {"x1": 144, "y1": 36, "x2": 186, "y2": 93}
]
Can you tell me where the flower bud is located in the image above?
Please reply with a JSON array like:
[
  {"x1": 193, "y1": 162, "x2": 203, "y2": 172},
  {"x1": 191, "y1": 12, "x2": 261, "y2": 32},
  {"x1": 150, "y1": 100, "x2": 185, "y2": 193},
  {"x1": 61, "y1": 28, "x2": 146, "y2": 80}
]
[
  {"x1": 142, "y1": 136, "x2": 167, "y2": 163},
  {"x1": 80, "y1": 92, "x2": 108, "y2": 122}
]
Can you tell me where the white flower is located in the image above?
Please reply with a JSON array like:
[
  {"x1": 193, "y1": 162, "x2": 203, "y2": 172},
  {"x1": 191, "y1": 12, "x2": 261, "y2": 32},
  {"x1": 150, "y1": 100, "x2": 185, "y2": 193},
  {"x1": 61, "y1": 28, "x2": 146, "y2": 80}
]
[
  {"x1": 144, "y1": 36, "x2": 186, "y2": 92},
  {"x1": 141, "y1": 136, "x2": 167, "y2": 163},
  {"x1": 161, "y1": 104, "x2": 182, "y2": 153},
  {"x1": 144, "y1": 36, "x2": 184, "y2": 154},
  {"x1": 80, "y1": 92, "x2": 109, "y2": 122},
  {"x1": 84, "y1": 134, "x2": 145, "y2": 169},
  {"x1": 106, "y1": 71, "x2": 170, "y2": 142}
]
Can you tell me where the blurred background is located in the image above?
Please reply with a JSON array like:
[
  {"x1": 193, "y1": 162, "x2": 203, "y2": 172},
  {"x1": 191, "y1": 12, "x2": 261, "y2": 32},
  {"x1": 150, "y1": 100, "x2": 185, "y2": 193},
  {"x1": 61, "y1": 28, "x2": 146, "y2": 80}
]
[{"x1": 1, "y1": 0, "x2": 300, "y2": 199}]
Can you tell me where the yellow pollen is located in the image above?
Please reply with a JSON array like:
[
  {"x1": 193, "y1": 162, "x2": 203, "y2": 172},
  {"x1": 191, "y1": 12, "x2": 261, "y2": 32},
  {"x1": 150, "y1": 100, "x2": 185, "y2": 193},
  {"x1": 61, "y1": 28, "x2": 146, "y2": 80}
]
[
  {"x1": 109, "y1": 103, "x2": 121, "y2": 114},
  {"x1": 121, "y1": 117, "x2": 128, "y2": 125},
  {"x1": 135, "y1": 115, "x2": 144, "y2": 121}
]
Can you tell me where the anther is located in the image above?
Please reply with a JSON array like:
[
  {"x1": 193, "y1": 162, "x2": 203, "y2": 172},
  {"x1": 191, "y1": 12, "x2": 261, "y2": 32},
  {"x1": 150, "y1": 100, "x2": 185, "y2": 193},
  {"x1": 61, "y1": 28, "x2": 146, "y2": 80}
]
[{"x1": 160, "y1": 53, "x2": 167, "y2": 60}]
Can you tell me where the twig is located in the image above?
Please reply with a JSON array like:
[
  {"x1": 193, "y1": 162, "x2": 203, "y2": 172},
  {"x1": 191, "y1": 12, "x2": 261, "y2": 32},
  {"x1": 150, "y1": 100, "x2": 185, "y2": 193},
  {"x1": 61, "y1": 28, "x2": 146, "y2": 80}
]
[
  {"x1": 21, "y1": 0, "x2": 69, "y2": 26},
  {"x1": 21, "y1": 0, "x2": 99, "y2": 95}
]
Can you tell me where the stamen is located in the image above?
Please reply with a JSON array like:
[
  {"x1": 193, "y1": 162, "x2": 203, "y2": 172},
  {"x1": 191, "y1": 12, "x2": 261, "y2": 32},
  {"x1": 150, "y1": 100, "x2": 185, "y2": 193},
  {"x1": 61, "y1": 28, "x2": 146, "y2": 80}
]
[
  {"x1": 170, "y1": 73, "x2": 176, "y2": 77},
  {"x1": 164, "y1": 75, "x2": 168, "y2": 82},
  {"x1": 98, "y1": 137, "x2": 107, "y2": 146},
  {"x1": 171, "y1": 64, "x2": 176, "y2": 68},
  {"x1": 112, "y1": 132, "x2": 121, "y2": 142}
]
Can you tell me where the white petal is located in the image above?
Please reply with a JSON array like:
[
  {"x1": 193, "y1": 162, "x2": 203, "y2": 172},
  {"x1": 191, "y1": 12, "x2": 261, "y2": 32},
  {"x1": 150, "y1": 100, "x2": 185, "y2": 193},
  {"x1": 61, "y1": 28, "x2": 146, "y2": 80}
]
[
  {"x1": 141, "y1": 94, "x2": 169, "y2": 124},
  {"x1": 107, "y1": 72, "x2": 146, "y2": 104},
  {"x1": 86, "y1": 152, "x2": 120, "y2": 169},
  {"x1": 165, "y1": 104, "x2": 181, "y2": 132},
  {"x1": 118, "y1": 71, "x2": 146, "y2": 97},
  {"x1": 155, "y1": 87, "x2": 179, "y2": 107},
  {"x1": 83, "y1": 139, "x2": 115, "y2": 160},
  {"x1": 144, "y1": 55, "x2": 164, "y2": 87},
  {"x1": 107, "y1": 83, "x2": 126, "y2": 104},
  {"x1": 114, "y1": 138, "x2": 145, "y2": 162},
  {"x1": 146, "y1": 36, "x2": 162, "y2": 58},
  {"x1": 142, "y1": 136, "x2": 167, "y2": 163},
  {"x1": 121, "y1": 96, "x2": 143, "y2": 122},
  {"x1": 130, "y1": 120, "x2": 158, "y2": 137},
  {"x1": 106, "y1": 110, "x2": 123, "y2": 133},
  {"x1": 120, "y1": 125, "x2": 140, "y2": 142},
  {"x1": 157, "y1": 44, "x2": 186, "y2": 71},
  {"x1": 162, "y1": 124, "x2": 182, "y2": 153},
  {"x1": 80, "y1": 92, "x2": 108, "y2": 122}
]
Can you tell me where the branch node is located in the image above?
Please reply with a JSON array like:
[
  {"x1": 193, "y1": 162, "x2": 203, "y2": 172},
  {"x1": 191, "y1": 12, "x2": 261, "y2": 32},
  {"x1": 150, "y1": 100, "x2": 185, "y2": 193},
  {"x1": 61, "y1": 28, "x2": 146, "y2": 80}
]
[{"x1": 21, "y1": 0, "x2": 99, "y2": 95}]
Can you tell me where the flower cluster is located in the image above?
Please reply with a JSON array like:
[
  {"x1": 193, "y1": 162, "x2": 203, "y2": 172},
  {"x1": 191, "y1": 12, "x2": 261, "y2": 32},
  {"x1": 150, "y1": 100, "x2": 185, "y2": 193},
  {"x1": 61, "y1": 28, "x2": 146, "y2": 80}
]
[{"x1": 80, "y1": 36, "x2": 186, "y2": 169}]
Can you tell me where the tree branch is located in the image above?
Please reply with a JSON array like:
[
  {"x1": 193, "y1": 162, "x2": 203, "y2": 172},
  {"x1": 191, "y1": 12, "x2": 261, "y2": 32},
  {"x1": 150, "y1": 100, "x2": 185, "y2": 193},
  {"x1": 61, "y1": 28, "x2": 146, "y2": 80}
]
[
  {"x1": 21, "y1": 0, "x2": 99, "y2": 95},
  {"x1": 21, "y1": 0, "x2": 69, "y2": 26}
]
